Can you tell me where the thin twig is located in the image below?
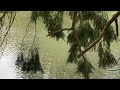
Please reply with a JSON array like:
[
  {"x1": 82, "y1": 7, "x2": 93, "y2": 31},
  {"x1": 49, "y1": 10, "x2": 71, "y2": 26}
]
[
  {"x1": 28, "y1": 21, "x2": 37, "y2": 57},
  {"x1": 20, "y1": 21, "x2": 32, "y2": 50},
  {"x1": 0, "y1": 12, "x2": 16, "y2": 60},
  {"x1": 0, "y1": 37, "x2": 8, "y2": 60},
  {"x1": 0, "y1": 12, "x2": 16, "y2": 47},
  {"x1": 0, "y1": 11, "x2": 8, "y2": 21},
  {"x1": 46, "y1": 28, "x2": 73, "y2": 37}
]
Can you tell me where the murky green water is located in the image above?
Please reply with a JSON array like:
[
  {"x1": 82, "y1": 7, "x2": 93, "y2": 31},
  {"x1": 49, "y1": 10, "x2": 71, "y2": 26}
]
[{"x1": 0, "y1": 11, "x2": 120, "y2": 79}]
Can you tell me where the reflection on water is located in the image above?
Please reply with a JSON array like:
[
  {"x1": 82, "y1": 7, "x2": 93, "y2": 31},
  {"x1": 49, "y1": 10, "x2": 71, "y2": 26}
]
[
  {"x1": 0, "y1": 55, "x2": 16, "y2": 79},
  {"x1": 0, "y1": 11, "x2": 120, "y2": 79},
  {"x1": 1, "y1": 35, "x2": 119, "y2": 79},
  {"x1": 0, "y1": 43, "x2": 17, "y2": 79}
]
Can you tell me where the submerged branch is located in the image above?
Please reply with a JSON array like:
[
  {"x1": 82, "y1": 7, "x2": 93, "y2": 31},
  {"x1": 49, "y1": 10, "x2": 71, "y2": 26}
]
[
  {"x1": 107, "y1": 69, "x2": 120, "y2": 71},
  {"x1": 78, "y1": 11, "x2": 120, "y2": 58}
]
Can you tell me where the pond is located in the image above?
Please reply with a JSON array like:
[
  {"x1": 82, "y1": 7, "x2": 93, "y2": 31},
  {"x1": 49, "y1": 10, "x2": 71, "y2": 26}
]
[{"x1": 0, "y1": 11, "x2": 120, "y2": 79}]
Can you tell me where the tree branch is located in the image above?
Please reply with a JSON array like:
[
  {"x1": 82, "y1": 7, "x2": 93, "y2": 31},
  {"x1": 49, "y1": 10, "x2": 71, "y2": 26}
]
[
  {"x1": 0, "y1": 11, "x2": 8, "y2": 21},
  {"x1": 0, "y1": 12, "x2": 16, "y2": 47},
  {"x1": 78, "y1": 11, "x2": 120, "y2": 58},
  {"x1": 72, "y1": 11, "x2": 86, "y2": 60},
  {"x1": 46, "y1": 28, "x2": 73, "y2": 37}
]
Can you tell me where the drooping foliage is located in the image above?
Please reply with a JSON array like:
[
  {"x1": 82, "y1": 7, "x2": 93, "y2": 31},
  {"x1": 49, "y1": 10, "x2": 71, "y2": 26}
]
[
  {"x1": 29, "y1": 11, "x2": 118, "y2": 79},
  {"x1": 16, "y1": 46, "x2": 44, "y2": 73},
  {"x1": 31, "y1": 11, "x2": 65, "y2": 40},
  {"x1": 15, "y1": 19, "x2": 44, "y2": 73},
  {"x1": 0, "y1": 11, "x2": 119, "y2": 79},
  {"x1": 98, "y1": 42, "x2": 117, "y2": 68},
  {"x1": 77, "y1": 57, "x2": 95, "y2": 79}
]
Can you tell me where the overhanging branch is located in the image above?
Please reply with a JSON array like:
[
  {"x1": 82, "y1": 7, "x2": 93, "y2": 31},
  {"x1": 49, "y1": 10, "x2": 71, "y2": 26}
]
[{"x1": 78, "y1": 11, "x2": 120, "y2": 58}]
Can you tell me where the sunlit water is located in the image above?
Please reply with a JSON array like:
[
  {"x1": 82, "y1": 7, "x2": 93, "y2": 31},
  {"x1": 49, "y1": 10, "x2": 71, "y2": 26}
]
[{"x1": 0, "y1": 11, "x2": 120, "y2": 79}]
